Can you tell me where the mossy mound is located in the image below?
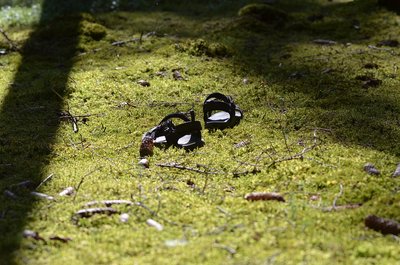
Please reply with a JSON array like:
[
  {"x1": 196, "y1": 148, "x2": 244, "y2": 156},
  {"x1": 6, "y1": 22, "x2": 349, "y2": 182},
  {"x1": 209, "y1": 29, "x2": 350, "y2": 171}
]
[
  {"x1": 79, "y1": 20, "x2": 107, "y2": 41},
  {"x1": 238, "y1": 3, "x2": 287, "y2": 24},
  {"x1": 182, "y1": 39, "x2": 231, "y2": 57}
]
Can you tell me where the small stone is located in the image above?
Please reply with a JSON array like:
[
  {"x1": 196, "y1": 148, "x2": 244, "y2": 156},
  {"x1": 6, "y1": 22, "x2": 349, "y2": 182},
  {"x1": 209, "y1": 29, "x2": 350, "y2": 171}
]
[
  {"x1": 364, "y1": 163, "x2": 380, "y2": 175},
  {"x1": 146, "y1": 218, "x2": 163, "y2": 231},
  {"x1": 120, "y1": 213, "x2": 130, "y2": 223},
  {"x1": 138, "y1": 158, "x2": 149, "y2": 168}
]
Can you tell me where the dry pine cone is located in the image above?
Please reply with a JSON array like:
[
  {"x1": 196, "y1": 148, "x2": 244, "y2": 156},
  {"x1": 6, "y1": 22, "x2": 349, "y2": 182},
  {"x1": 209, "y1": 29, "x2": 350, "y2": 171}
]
[{"x1": 140, "y1": 136, "x2": 154, "y2": 157}]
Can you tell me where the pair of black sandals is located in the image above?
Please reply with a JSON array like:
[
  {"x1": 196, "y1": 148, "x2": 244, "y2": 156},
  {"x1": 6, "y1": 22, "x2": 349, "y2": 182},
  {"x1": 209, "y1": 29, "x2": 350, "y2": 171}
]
[{"x1": 142, "y1": 93, "x2": 243, "y2": 151}]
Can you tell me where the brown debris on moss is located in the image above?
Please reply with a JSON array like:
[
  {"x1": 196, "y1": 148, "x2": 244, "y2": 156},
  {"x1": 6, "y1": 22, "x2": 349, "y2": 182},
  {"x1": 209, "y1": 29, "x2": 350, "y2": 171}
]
[{"x1": 365, "y1": 215, "x2": 400, "y2": 235}]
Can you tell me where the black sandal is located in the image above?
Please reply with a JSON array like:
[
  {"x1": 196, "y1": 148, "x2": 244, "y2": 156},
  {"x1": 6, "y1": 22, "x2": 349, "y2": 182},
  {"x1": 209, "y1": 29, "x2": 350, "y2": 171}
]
[
  {"x1": 203, "y1": 92, "x2": 243, "y2": 130},
  {"x1": 143, "y1": 110, "x2": 204, "y2": 150}
]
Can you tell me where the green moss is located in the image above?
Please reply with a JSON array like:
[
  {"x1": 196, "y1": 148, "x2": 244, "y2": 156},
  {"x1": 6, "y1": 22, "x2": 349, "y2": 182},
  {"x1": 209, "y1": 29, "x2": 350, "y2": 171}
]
[
  {"x1": 1, "y1": 0, "x2": 400, "y2": 264},
  {"x1": 181, "y1": 39, "x2": 231, "y2": 57}
]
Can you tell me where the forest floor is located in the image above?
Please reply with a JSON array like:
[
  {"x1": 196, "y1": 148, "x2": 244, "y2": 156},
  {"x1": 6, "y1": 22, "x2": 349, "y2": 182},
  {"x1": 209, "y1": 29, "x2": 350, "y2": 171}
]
[{"x1": 0, "y1": 0, "x2": 399, "y2": 264}]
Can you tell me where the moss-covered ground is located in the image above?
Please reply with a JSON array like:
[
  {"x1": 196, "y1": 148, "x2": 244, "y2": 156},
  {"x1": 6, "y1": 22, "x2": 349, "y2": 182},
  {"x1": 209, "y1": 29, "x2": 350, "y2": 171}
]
[{"x1": 0, "y1": 0, "x2": 399, "y2": 264}]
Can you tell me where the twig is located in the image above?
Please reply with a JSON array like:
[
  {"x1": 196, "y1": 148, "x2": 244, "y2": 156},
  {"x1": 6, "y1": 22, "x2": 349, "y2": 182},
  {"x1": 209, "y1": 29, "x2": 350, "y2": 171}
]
[
  {"x1": 267, "y1": 130, "x2": 319, "y2": 168},
  {"x1": 72, "y1": 207, "x2": 119, "y2": 224},
  {"x1": 116, "y1": 141, "x2": 135, "y2": 151},
  {"x1": 213, "y1": 243, "x2": 236, "y2": 255},
  {"x1": 232, "y1": 168, "x2": 261, "y2": 178},
  {"x1": 320, "y1": 203, "x2": 362, "y2": 212},
  {"x1": 30, "y1": 191, "x2": 54, "y2": 200},
  {"x1": 59, "y1": 111, "x2": 79, "y2": 133},
  {"x1": 112, "y1": 31, "x2": 157, "y2": 46},
  {"x1": 156, "y1": 162, "x2": 222, "y2": 175},
  {"x1": 84, "y1": 200, "x2": 133, "y2": 207},
  {"x1": 202, "y1": 172, "x2": 209, "y2": 194},
  {"x1": 332, "y1": 183, "x2": 343, "y2": 210},
  {"x1": 0, "y1": 27, "x2": 19, "y2": 51},
  {"x1": 36, "y1": 173, "x2": 54, "y2": 190},
  {"x1": 111, "y1": 37, "x2": 140, "y2": 46},
  {"x1": 73, "y1": 167, "x2": 101, "y2": 202},
  {"x1": 147, "y1": 101, "x2": 194, "y2": 107}
]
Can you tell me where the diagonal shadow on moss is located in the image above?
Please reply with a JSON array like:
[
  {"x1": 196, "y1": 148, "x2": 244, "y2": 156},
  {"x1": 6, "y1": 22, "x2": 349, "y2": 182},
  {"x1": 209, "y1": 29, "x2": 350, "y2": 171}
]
[{"x1": 0, "y1": 1, "x2": 97, "y2": 263}]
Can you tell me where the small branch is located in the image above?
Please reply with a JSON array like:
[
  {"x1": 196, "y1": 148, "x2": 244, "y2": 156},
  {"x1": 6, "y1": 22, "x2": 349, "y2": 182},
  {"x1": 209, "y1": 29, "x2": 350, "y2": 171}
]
[
  {"x1": 0, "y1": 27, "x2": 19, "y2": 51},
  {"x1": 73, "y1": 167, "x2": 101, "y2": 202},
  {"x1": 156, "y1": 162, "x2": 222, "y2": 175},
  {"x1": 36, "y1": 173, "x2": 54, "y2": 190},
  {"x1": 84, "y1": 200, "x2": 133, "y2": 207},
  {"x1": 320, "y1": 203, "x2": 362, "y2": 212},
  {"x1": 213, "y1": 243, "x2": 236, "y2": 255},
  {"x1": 267, "y1": 129, "x2": 320, "y2": 168},
  {"x1": 72, "y1": 207, "x2": 119, "y2": 224},
  {"x1": 111, "y1": 37, "x2": 140, "y2": 46},
  {"x1": 116, "y1": 141, "x2": 135, "y2": 151},
  {"x1": 202, "y1": 172, "x2": 209, "y2": 194},
  {"x1": 332, "y1": 183, "x2": 343, "y2": 210},
  {"x1": 112, "y1": 31, "x2": 157, "y2": 46},
  {"x1": 232, "y1": 167, "x2": 261, "y2": 178}
]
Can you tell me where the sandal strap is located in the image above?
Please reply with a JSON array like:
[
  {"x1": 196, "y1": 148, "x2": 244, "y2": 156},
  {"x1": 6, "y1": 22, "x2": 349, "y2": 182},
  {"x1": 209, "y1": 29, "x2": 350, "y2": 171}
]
[
  {"x1": 165, "y1": 120, "x2": 202, "y2": 144},
  {"x1": 204, "y1": 93, "x2": 236, "y2": 120},
  {"x1": 204, "y1": 92, "x2": 233, "y2": 103},
  {"x1": 203, "y1": 101, "x2": 235, "y2": 114},
  {"x1": 203, "y1": 92, "x2": 243, "y2": 129}
]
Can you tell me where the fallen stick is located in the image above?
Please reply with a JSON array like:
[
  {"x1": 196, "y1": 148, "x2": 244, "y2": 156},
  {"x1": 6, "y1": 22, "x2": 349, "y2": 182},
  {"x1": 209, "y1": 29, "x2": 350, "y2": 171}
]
[
  {"x1": 156, "y1": 162, "x2": 222, "y2": 175},
  {"x1": 31, "y1": 191, "x2": 54, "y2": 200},
  {"x1": 0, "y1": 27, "x2": 19, "y2": 51},
  {"x1": 321, "y1": 203, "x2": 362, "y2": 212},
  {"x1": 72, "y1": 207, "x2": 119, "y2": 224},
  {"x1": 36, "y1": 173, "x2": 54, "y2": 190},
  {"x1": 73, "y1": 167, "x2": 101, "y2": 201},
  {"x1": 244, "y1": 192, "x2": 285, "y2": 202},
  {"x1": 49, "y1": 235, "x2": 72, "y2": 243},
  {"x1": 84, "y1": 200, "x2": 133, "y2": 207},
  {"x1": 332, "y1": 183, "x2": 343, "y2": 209}
]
